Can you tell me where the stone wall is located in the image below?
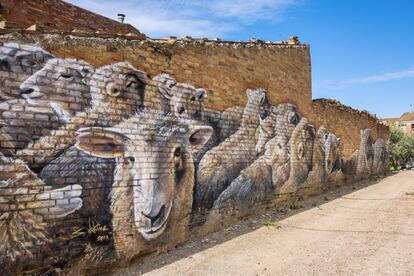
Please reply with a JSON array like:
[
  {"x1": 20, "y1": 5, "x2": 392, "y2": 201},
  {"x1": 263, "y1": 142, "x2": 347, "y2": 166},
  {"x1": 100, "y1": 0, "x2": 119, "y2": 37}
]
[
  {"x1": 310, "y1": 99, "x2": 389, "y2": 156},
  {"x1": 0, "y1": 32, "x2": 389, "y2": 274},
  {"x1": 6, "y1": 32, "x2": 312, "y2": 113}
]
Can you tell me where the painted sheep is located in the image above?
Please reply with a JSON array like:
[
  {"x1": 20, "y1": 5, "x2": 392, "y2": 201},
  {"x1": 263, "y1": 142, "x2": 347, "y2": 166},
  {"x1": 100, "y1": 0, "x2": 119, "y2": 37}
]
[
  {"x1": 342, "y1": 128, "x2": 375, "y2": 179},
  {"x1": 74, "y1": 111, "x2": 213, "y2": 259},
  {"x1": 20, "y1": 58, "x2": 94, "y2": 121},
  {"x1": 312, "y1": 128, "x2": 341, "y2": 175},
  {"x1": 16, "y1": 61, "x2": 148, "y2": 167},
  {"x1": 207, "y1": 133, "x2": 291, "y2": 225},
  {"x1": 256, "y1": 103, "x2": 299, "y2": 155},
  {"x1": 153, "y1": 73, "x2": 207, "y2": 120},
  {"x1": 205, "y1": 103, "x2": 299, "y2": 220},
  {"x1": 0, "y1": 154, "x2": 82, "y2": 263},
  {"x1": 0, "y1": 43, "x2": 54, "y2": 101},
  {"x1": 278, "y1": 118, "x2": 316, "y2": 193},
  {"x1": 195, "y1": 88, "x2": 267, "y2": 212},
  {"x1": 0, "y1": 58, "x2": 94, "y2": 155},
  {"x1": 372, "y1": 138, "x2": 389, "y2": 174},
  {"x1": 357, "y1": 129, "x2": 374, "y2": 176},
  {"x1": 16, "y1": 62, "x2": 148, "y2": 222},
  {"x1": 304, "y1": 126, "x2": 342, "y2": 190}
]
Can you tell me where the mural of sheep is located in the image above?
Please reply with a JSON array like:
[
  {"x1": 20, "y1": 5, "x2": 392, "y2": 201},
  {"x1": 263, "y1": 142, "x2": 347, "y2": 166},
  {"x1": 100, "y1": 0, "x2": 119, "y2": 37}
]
[
  {"x1": 208, "y1": 132, "x2": 291, "y2": 223},
  {"x1": 151, "y1": 73, "x2": 177, "y2": 113},
  {"x1": 20, "y1": 58, "x2": 94, "y2": 121},
  {"x1": 0, "y1": 58, "x2": 94, "y2": 155},
  {"x1": 15, "y1": 62, "x2": 148, "y2": 223},
  {"x1": 153, "y1": 73, "x2": 207, "y2": 120},
  {"x1": 74, "y1": 111, "x2": 213, "y2": 259},
  {"x1": 0, "y1": 43, "x2": 54, "y2": 101},
  {"x1": 372, "y1": 138, "x2": 389, "y2": 174},
  {"x1": 0, "y1": 154, "x2": 82, "y2": 262},
  {"x1": 207, "y1": 103, "x2": 300, "y2": 217},
  {"x1": 277, "y1": 118, "x2": 316, "y2": 194},
  {"x1": 341, "y1": 128, "x2": 375, "y2": 179},
  {"x1": 37, "y1": 148, "x2": 116, "y2": 222},
  {"x1": 256, "y1": 103, "x2": 299, "y2": 155},
  {"x1": 0, "y1": 42, "x2": 391, "y2": 273},
  {"x1": 16, "y1": 61, "x2": 147, "y2": 167},
  {"x1": 306, "y1": 126, "x2": 342, "y2": 185},
  {"x1": 195, "y1": 88, "x2": 267, "y2": 211},
  {"x1": 356, "y1": 128, "x2": 375, "y2": 177}
]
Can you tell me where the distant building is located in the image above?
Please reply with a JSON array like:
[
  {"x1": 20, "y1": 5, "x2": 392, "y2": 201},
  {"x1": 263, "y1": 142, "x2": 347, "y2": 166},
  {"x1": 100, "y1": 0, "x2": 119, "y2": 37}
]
[
  {"x1": 381, "y1": 112, "x2": 414, "y2": 134},
  {"x1": 0, "y1": 0, "x2": 146, "y2": 38}
]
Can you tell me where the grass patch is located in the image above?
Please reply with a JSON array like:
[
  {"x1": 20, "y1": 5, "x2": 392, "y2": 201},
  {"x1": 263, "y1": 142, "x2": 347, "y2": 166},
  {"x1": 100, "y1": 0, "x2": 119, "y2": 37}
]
[
  {"x1": 262, "y1": 219, "x2": 282, "y2": 229},
  {"x1": 289, "y1": 203, "x2": 303, "y2": 210}
]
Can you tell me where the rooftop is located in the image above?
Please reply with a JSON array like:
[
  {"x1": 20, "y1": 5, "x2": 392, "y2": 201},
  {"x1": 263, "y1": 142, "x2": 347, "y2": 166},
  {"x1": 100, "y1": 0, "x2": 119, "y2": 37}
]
[
  {"x1": 400, "y1": 112, "x2": 414, "y2": 121},
  {"x1": 0, "y1": 0, "x2": 145, "y2": 38},
  {"x1": 0, "y1": 0, "x2": 305, "y2": 46}
]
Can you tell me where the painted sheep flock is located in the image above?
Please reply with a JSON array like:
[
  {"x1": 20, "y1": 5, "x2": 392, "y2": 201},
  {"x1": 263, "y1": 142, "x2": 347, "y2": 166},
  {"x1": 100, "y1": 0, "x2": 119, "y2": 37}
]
[{"x1": 0, "y1": 43, "x2": 389, "y2": 272}]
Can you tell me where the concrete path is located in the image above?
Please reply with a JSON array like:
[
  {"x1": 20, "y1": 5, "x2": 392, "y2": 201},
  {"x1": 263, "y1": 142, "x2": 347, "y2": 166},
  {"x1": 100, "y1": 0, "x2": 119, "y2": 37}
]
[{"x1": 142, "y1": 171, "x2": 414, "y2": 276}]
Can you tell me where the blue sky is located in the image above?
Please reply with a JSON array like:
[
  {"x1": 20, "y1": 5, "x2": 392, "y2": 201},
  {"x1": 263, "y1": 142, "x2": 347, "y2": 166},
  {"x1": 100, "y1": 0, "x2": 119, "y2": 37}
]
[{"x1": 66, "y1": 0, "x2": 414, "y2": 118}]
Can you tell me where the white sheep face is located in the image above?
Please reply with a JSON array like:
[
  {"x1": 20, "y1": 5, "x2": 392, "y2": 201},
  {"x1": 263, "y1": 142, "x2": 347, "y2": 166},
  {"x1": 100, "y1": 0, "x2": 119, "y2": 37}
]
[
  {"x1": 0, "y1": 43, "x2": 54, "y2": 100},
  {"x1": 75, "y1": 114, "x2": 213, "y2": 240},
  {"x1": 89, "y1": 61, "x2": 147, "y2": 113},
  {"x1": 19, "y1": 58, "x2": 93, "y2": 120}
]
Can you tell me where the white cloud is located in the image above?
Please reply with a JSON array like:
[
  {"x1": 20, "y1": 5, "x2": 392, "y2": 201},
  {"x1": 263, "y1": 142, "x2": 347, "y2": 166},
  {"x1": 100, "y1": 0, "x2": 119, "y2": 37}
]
[
  {"x1": 318, "y1": 68, "x2": 414, "y2": 89},
  {"x1": 211, "y1": 0, "x2": 299, "y2": 21},
  {"x1": 65, "y1": 0, "x2": 299, "y2": 38}
]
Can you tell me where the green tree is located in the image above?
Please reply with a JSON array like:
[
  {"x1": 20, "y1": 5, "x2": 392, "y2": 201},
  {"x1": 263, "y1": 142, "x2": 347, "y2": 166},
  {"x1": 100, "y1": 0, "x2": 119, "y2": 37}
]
[{"x1": 389, "y1": 127, "x2": 414, "y2": 170}]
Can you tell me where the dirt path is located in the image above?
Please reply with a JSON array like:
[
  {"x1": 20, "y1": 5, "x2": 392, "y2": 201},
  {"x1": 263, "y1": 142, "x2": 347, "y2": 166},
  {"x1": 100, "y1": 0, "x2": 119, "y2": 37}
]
[{"x1": 136, "y1": 171, "x2": 414, "y2": 276}]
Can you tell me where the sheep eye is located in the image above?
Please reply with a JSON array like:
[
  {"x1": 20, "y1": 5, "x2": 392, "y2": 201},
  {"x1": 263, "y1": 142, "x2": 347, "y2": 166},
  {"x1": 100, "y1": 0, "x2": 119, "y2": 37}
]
[
  {"x1": 126, "y1": 80, "x2": 136, "y2": 89},
  {"x1": 166, "y1": 80, "x2": 175, "y2": 88},
  {"x1": 21, "y1": 59, "x2": 37, "y2": 67},
  {"x1": 190, "y1": 96, "x2": 196, "y2": 102},
  {"x1": 127, "y1": 156, "x2": 135, "y2": 163},
  {"x1": 0, "y1": 60, "x2": 9, "y2": 71},
  {"x1": 60, "y1": 73, "x2": 73, "y2": 79},
  {"x1": 278, "y1": 143, "x2": 282, "y2": 149},
  {"x1": 260, "y1": 96, "x2": 265, "y2": 105},
  {"x1": 174, "y1": 147, "x2": 181, "y2": 157}
]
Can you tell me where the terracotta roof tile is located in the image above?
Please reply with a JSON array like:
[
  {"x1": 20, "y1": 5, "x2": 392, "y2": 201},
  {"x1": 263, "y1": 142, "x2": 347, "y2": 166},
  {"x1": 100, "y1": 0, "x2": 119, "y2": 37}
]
[{"x1": 0, "y1": 0, "x2": 146, "y2": 38}]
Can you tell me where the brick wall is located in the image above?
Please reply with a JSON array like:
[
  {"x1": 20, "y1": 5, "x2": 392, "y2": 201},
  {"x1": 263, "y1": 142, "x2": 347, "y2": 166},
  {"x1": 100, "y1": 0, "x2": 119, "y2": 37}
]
[
  {"x1": 310, "y1": 99, "x2": 389, "y2": 156},
  {"x1": 35, "y1": 34, "x2": 312, "y2": 113},
  {"x1": 0, "y1": 32, "x2": 389, "y2": 274}
]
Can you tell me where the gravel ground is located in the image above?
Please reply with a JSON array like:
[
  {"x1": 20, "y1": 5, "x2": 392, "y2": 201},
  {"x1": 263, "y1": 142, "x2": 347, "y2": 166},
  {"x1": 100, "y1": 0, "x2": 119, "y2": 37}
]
[{"x1": 111, "y1": 171, "x2": 414, "y2": 276}]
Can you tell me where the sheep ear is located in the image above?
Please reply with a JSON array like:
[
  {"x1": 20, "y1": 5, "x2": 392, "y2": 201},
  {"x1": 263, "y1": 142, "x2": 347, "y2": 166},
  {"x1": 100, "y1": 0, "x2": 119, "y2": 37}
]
[
  {"x1": 188, "y1": 125, "x2": 213, "y2": 149},
  {"x1": 75, "y1": 127, "x2": 127, "y2": 158},
  {"x1": 158, "y1": 84, "x2": 174, "y2": 99},
  {"x1": 337, "y1": 138, "x2": 342, "y2": 146},
  {"x1": 288, "y1": 110, "x2": 299, "y2": 125},
  {"x1": 196, "y1": 88, "x2": 207, "y2": 101},
  {"x1": 258, "y1": 114, "x2": 264, "y2": 125},
  {"x1": 297, "y1": 142, "x2": 305, "y2": 159},
  {"x1": 80, "y1": 66, "x2": 94, "y2": 78},
  {"x1": 106, "y1": 82, "x2": 121, "y2": 97},
  {"x1": 259, "y1": 93, "x2": 266, "y2": 105},
  {"x1": 156, "y1": 74, "x2": 176, "y2": 100}
]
